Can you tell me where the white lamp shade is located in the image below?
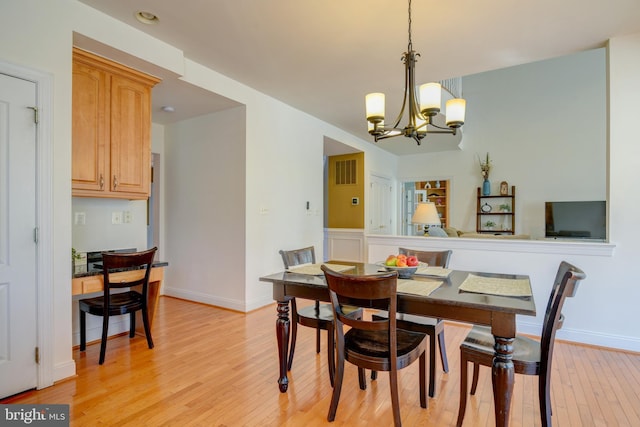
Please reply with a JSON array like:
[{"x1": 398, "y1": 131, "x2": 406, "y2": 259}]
[
  {"x1": 419, "y1": 82, "x2": 442, "y2": 114},
  {"x1": 365, "y1": 93, "x2": 385, "y2": 122},
  {"x1": 445, "y1": 98, "x2": 466, "y2": 127},
  {"x1": 412, "y1": 202, "x2": 441, "y2": 225}
]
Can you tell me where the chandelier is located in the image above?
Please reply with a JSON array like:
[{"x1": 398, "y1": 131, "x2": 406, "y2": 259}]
[{"x1": 365, "y1": 0, "x2": 466, "y2": 146}]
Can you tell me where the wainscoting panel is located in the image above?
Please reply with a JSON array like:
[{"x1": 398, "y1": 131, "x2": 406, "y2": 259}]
[{"x1": 324, "y1": 228, "x2": 365, "y2": 262}]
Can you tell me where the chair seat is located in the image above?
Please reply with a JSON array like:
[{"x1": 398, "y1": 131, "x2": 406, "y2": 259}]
[
  {"x1": 296, "y1": 303, "x2": 361, "y2": 328},
  {"x1": 461, "y1": 326, "x2": 541, "y2": 374},
  {"x1": 296, "y1": 303, "x2": 334, "y2": 328},
  {"x1": 371, "y1": 310, "x2": 448, "y2": 397},
  {"x1": 346, "y1": 329, "x2": 426, "y2": 365},
  {"x1": 79, "y1": 291, "x2": 144, "y2": 317}
]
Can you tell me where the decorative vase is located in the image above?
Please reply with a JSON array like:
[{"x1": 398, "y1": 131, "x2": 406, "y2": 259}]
[{"x1": 482, "y1": 178, "x2": 491, "y2": 196}]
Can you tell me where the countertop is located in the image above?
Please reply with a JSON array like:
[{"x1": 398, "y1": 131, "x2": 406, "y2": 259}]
[{"x1": 72, "y1": 261, "x2": 169, "y2": 279}]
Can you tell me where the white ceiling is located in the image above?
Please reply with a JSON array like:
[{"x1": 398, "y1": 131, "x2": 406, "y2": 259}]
[{"x1": 78, "y1": 0, "x2": 640, "y2": 155}]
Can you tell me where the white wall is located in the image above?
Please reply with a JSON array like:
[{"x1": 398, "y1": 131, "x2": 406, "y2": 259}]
[
  {"x1": 71, "y1": 198, "x2": 148, "y2": 252},
  {"x1": 397, "y1": 48, "x2": 607, "y2": 238},
  {"x1": 163, "y1": 107, "x2": 247, "y2": 309},
  {"x1": 161, "y1": 58, "x2": 398, "y2": 311}
]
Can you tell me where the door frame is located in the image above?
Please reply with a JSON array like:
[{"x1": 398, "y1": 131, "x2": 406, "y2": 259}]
[{"x1": 0, "y1": 60, "x2": 54, "y2": 390}]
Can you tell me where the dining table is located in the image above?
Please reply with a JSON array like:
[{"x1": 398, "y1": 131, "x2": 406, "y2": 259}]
[{"x1": 259, "y1": 261, "x2": 536, "y2": 427}]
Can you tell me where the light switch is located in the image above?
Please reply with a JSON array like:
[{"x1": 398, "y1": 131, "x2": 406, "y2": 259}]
[{"x1": 74, "y1": 212, "x2": 86, "y2": 225}]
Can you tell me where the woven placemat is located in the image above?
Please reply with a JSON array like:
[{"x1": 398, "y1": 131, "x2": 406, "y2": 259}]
[
  {"x1": 415, "y1": 266, "x2": 452, "y2": 278},
  {"x1": 286, "y1": 263, "x2": 355, "y2": 276},
  {"x1": 458, "y1": 274, "x2": 531, "y2": 297},
  {"x1": 397, "y1": 279, "x2": 443, "y2": 296}
]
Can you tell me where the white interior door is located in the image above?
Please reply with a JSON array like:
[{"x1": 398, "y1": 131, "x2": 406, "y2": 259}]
[
  {"x1": 0, "y1": 73, "x2": 38, "y2": 398},
  {"x1": 369, "y1": 174, "x2": 392, "y2": 235}
]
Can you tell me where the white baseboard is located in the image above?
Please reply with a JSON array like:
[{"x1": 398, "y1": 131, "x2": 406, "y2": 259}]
[
  {"x1": 164, "y1": 286, "x2": 246, "y2": 312},
  {"x1": 517, "y1": 320, "x2": 640, "y2": 353},
  {"x1": 52, "y1": 360, "x2": 76, "y2": 385}
]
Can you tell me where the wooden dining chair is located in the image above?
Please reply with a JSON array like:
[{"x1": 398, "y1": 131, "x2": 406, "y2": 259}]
[
  {"x1": 456, "y1": 261, "x2": 586, "y2": 427},
  {"x1": 79, "y1": 247, "x2": 157, "y2": 365},
  {"x1": 322, "y1": 265, "x2": 427, "y2": 427},
  {"x1": 279, "y1": 247, "x2": 362, "y2": 387},
  {"x1": 372, "y1": 248, "x2": 452, "y2": 398}
]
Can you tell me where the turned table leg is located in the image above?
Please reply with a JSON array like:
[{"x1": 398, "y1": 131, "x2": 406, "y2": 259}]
[
  {"x1": 492, "y1": 335, "x2": 515, "y2": 427},
  {"x1": 276, "y1": 300, "x2": 290, "y2": 392}
]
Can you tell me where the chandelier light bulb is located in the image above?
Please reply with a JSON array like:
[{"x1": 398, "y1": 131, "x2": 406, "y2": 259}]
[
  {"x1": 445, "y1": 99, "x2": 466, "y2": 128},
  {"x1": 419, "y1": 83, "x2": 442, "y2": 116},
  {"x1": 365, "y1": 93, "x2": 385, "y2": 122}
]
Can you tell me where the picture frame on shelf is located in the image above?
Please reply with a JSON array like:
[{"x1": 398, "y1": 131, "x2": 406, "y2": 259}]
[{"x1": 500, "y1": 181, "x2": 509, "y2": 196}]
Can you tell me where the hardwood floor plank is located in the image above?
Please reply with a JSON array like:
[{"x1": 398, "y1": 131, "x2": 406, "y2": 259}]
[{"x1": 2, "y1": 296, "x2": 639, "y2": 426}]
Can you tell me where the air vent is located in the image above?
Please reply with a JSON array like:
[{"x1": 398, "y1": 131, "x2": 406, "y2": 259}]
[{"x1": 335, "y1": 159, "x2": 357, "y2": 185}]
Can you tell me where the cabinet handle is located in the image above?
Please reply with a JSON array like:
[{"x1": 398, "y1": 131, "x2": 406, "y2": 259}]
[
  {"x1": 113, "y1": 175, "x2": 118, "y2": 189},
  {"x1": 99, "y1": 174, "x2": 104, "y2": 190}
]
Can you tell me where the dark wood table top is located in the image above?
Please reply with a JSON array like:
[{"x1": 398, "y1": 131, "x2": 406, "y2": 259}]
[{"x1": 260, "y1": 261, "x2": 536, "y2": 325}]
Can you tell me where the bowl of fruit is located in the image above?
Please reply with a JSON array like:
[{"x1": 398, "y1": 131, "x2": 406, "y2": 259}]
[{"x1": 378, "y1": 254, "x2": 423, "y2": 279}]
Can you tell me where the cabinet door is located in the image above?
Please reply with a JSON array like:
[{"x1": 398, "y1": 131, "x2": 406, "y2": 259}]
[
  {"x1": 109, "y1": 74, "x2": 151, "y2": 196},
  {"x1": 72, "y1": 59, "x2": 109, "y2": 192}
]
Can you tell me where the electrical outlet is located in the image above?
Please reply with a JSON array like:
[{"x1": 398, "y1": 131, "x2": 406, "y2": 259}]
[
  {"x1": 112, "y1": 211, "x2": 122, "y2": 225},
  {"x1": 123, "y1": 211, "x2": 132, "y2": 223}
]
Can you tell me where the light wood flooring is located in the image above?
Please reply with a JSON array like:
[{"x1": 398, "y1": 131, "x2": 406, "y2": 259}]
[{"x1": 3, "y1": 296, "x2": 640, "y2": 426}]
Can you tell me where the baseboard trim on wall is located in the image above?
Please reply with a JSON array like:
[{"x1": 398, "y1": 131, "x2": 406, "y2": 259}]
[
  {"x1": 517, "y1": 320, "x2": 640, "y2": 353},
  {"x1": 163, "y1": 287, "x2": 247, "y2": 312}
]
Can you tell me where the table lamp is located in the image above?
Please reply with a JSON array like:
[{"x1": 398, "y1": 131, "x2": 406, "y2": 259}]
[{"x1": 412, "y1": 202, "x2": 441, "y2": 235}]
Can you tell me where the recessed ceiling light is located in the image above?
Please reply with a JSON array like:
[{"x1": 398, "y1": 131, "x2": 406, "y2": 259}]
[
  {"x1": 135, "y1": 11, "x2": 159, "y2": 25},
  {"x1": 161, "y1": 106, "x2": 175, "y2": 113}
]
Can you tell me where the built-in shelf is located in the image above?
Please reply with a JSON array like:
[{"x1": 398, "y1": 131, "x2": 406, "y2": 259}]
[{"x1": 476, "y1": 185, "x2": 515, "y2": 234}]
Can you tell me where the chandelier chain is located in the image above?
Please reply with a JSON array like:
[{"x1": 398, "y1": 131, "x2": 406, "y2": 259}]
[{"x1": 408, "y1": 0, "x2": 413, "y2": 50}]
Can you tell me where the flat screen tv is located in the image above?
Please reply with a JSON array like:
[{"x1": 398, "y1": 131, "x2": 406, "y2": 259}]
[{"x1": 545, "y1": 201, "x2": 606, "y2": 240}]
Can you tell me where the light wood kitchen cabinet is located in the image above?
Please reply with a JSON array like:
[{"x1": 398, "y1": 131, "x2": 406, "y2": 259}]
[{"x1": 72, "y1": 47, "x2": 160, "y2": 199}]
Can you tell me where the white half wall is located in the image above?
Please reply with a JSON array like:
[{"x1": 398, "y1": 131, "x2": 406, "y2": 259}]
[{"x1": 366, "y1": 235, "x2": 635, "y2": 350}]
